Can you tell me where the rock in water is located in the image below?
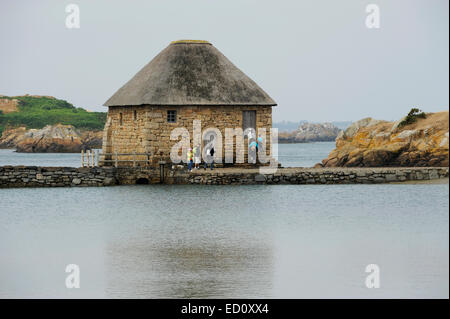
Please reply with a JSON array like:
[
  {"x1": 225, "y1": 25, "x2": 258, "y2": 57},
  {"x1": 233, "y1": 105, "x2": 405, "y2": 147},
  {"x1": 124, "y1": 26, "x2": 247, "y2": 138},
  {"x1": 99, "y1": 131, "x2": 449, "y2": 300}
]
[
  {"x1": 0, "y1": 124, "x2": 103, "y2": 153},
  {"x1": 320, "y1": 111, "x2": 449, "y2": 167},
  {"x1": 80, "y1": 130, "x2": 103, "y2": 150},
  {"x1": 16, "y1": 125, "x2": 83, "y2": 152},
  {"x1": 0, "y1": 127, "x2": 27, "y2": 148},
  {"x1": 279, "y1": 122, "x2": 341, "y2": 143}
]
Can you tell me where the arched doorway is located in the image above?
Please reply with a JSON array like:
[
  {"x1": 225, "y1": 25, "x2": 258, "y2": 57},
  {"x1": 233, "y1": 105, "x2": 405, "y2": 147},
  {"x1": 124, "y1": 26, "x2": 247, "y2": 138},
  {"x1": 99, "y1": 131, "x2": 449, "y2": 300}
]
[{"x1": 136, "y1": 178, "x2": 150, "y2": 185}]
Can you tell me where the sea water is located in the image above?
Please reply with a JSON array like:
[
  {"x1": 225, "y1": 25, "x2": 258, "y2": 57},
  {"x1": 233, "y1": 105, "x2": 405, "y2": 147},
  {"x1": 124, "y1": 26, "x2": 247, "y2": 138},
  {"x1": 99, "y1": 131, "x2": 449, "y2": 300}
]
[
  {"x1": 0, "y1": 143, "x2": 448, "y2": 298},
  {"x1": 0, "y1": 142, "x2": 336, "y2": 168}
]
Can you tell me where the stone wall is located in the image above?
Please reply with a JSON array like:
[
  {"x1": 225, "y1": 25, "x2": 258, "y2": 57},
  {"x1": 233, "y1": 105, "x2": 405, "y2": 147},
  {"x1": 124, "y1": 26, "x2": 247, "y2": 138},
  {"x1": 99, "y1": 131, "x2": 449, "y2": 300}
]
[
  {"x1": 0, "y1": 166, "x2": 117, "y2": 188},
  {"x1": 0, "y1": 166, "x2": 447, "y2": 188},
  {"x1": 0, "y1": 166, "x2": 160, "y2": 188},
  {"x1": 115, "y1": 167, "x2": 159, "y2": 184},
  {"x1": 176, "y1": 167, "x2": 449, "y2": 185},
  {"x1": 102, "y1": 105, "x2": 273, "y2": 166}
]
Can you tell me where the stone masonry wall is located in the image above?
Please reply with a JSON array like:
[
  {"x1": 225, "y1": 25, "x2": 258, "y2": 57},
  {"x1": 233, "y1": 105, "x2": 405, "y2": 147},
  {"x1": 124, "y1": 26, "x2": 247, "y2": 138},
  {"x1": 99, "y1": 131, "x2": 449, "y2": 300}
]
[
  {"x1": 0, "y1": 166, "x2": 160, "y2": 188},
  {"x1": 0, "y1": 166, "x2": 117, "y2": 188},
  {"x1": 175, "y1": 167, "x2": 449, "y2": 185},
  {"x1": 0, "y1": 166, "x2": 447, "y2": 188},
  {"x1": 102, "y1": 105, "x2": 273, "y2": 166}
]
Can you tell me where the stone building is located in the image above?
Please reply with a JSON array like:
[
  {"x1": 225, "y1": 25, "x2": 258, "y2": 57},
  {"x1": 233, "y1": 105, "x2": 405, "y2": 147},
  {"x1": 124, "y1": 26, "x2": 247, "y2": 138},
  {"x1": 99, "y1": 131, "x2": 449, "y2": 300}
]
[{"x1": 101, "y1": 40, "x2": 277, "y2": 166}]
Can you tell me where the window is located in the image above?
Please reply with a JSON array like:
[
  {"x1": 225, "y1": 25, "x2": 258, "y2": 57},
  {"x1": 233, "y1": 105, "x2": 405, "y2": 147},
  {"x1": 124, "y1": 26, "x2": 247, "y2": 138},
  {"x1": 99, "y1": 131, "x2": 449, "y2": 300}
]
[
  {"x1": 133, "y1": 110, "x2": 137, "y2": 121},
  {"x1": 119, "y1": 112, "x2": 123, "y2": 126},
  {"x1": 242, "y1": 110, "x2": 256, "y2": 133},
  {"x1": 167, "y1": 110, "x2": 177, "y2": 123}
]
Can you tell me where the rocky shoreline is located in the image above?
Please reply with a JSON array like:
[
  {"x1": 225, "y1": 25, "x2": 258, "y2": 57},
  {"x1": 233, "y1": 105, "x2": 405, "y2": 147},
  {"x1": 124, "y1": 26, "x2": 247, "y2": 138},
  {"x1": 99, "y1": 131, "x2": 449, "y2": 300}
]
[
  {"x1": 0, "y1": 94, "x2": 106, "y2": 152},
  {"x1": 0, "y1": 124, "x2": 102, "y2": 152},
  {"x1": 319, "y1": 111, "x2": 449, "y2": 167}
]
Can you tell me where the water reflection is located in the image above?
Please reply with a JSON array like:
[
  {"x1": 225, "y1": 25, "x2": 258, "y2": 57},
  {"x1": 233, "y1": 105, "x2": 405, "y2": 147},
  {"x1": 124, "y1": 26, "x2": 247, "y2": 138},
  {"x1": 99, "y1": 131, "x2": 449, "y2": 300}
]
[
  {"x1": 0, "y1": 184, "x2": 447, "y2": 298},
  {"x1": 106, "y1": 236, "x2": 273, "y2": 298}
]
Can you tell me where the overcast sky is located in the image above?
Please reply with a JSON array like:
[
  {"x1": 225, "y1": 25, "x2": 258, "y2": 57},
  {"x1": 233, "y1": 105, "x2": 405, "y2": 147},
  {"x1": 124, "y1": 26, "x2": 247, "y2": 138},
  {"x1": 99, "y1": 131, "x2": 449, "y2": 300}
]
[{"x1": 0, "y1": 0, "x2": 448, "y2": 122}]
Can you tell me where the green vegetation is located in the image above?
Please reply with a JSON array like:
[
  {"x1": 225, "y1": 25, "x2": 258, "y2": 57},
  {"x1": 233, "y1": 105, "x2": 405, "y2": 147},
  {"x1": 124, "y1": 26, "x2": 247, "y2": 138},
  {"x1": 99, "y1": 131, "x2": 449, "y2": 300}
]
[
  {"x1": 0, "y1": 95, "x2": 106, "y2": 135},
  {"x1": 399, "y1": 108, "x2": 427, "y2": 128}
]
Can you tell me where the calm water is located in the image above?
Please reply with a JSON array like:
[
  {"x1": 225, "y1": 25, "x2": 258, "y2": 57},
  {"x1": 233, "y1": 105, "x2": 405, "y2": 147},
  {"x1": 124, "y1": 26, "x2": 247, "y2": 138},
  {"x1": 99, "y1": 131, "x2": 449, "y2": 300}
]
[
  {"x1": 0, "y1": 184, "x2": 448, "y2": 298},
  {"x1": 0, "y1": 143, "x2": 448, "y2": 298},
  {"x1": 0, "y1": 149, "x2": 94, "y2": 168},
  {"x1": 0, "y1": 142, "x2": 335, "y2": 168}
]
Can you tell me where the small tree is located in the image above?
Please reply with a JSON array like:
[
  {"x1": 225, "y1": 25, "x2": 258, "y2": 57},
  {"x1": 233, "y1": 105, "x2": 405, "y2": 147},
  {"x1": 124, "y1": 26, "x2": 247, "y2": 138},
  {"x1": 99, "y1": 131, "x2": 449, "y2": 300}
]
[{"x1": 399, "y1": 108, "x2": 426, "y2": 127}]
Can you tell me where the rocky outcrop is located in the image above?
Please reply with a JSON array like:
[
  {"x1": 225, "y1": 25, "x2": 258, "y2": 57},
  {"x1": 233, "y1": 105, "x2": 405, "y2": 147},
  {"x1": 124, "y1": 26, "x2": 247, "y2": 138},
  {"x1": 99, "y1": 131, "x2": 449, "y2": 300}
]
[
  {"x1": 79, "y1": 130, "x2": 103, "y2": 150},
  {"x1": 0, "y1": 98, "x2": 19, "y2": 113},
  {"x1": 0, "y1": 124, "x2": 103, "y2": 152},
  {"x1": 319, "y1": 111, "x2": 449, "y2": 167},
  {"x1": 0, "y1": 95, "x2": 59, "y2": 114},
  {"x1": 279, "y1": 122, "x2": 341, "y2": 143},
  {"x1": 16, "y1": 125, "x2": 83, "y2": 152},
  {"x1": 0, "y1": 126, "x2": 27, "y2": 148}
]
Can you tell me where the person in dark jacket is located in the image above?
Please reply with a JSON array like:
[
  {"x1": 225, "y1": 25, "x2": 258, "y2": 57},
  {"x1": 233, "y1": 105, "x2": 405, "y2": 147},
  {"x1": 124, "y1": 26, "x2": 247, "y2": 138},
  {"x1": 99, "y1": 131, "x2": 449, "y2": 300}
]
[{"x1": 204, "y1": 146, "x2": 215, "y2": 170}]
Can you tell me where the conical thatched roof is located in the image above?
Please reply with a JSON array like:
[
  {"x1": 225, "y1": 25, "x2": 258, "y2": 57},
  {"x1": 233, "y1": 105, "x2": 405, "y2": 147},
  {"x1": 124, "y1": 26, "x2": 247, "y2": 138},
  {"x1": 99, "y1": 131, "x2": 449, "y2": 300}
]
[{"x1": 104, "y1": 40, "x2": 276, "y2": 107}]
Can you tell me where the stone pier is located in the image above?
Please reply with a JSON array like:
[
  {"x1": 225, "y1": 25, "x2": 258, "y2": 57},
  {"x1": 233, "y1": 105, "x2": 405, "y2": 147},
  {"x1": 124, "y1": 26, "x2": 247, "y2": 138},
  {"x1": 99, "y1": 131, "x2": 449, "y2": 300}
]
[
  {"x1": 175, "y1": 167, "x2": 449, "y2": 185},
  {"x1": 0, "y1": 166, "x2": 448, "y2": 188}
]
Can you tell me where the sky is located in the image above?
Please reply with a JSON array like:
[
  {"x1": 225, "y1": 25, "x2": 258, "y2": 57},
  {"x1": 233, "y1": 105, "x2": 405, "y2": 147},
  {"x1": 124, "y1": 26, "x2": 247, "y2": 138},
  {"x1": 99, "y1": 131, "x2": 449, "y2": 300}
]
[{"x1": 0, "y1": 0, "x2": 448, "y2": 122}]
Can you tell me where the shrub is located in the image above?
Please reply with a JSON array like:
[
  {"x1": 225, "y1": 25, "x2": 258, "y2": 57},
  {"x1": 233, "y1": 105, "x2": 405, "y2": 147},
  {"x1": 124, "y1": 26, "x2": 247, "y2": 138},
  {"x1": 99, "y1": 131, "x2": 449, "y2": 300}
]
[{"x1": 399, "y1": 108, "x2": 426, "y2": 128}]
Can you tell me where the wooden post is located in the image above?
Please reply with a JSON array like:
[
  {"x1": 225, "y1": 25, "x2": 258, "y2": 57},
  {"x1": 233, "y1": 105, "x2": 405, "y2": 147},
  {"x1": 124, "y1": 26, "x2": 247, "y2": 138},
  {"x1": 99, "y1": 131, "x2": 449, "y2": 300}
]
[
  {"x1": 91, "y1": 150, "x2": 95, "y2": 167},
  {"x1": 159, "y1": 161, "x2": 165, "y2": 184},
  {"x1": 81, "y1": 150, "x2": 84, "y2": 167},
  {"x1": 96, "y1": 150, "x2": 99, "y2": 166},
  {"x1": 115, "y1": 152, "x2": 118, "y2": 168},
  {"x1": 87, "y1": 150, "x2": 91, "y2": 167}
]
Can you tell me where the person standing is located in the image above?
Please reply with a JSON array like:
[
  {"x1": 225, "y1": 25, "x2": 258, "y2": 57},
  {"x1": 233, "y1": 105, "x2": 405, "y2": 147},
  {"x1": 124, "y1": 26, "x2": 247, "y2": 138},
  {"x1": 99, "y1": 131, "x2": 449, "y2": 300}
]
[
  {"x1": 193, "y1": 144, "x2": 201, "y2": 170},
  {"x1": 257, "y1": 135, "x2": 264, "y2": 150},
  {"x1": 187, "y1": 148, "x2": 194, "y2": 172},
  {"x1": 248, "y1": 139, "x2": 257, "y2": 164},
  {"x1": 204, "y1": 145, "x2": 215, "y2": 170}
]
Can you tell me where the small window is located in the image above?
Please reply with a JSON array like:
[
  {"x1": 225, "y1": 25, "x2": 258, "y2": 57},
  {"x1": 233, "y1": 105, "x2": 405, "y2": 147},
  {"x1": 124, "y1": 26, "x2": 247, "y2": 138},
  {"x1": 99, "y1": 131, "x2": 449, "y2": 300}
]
[
  {"x1": 167, "y1": 110, "x2": 177, "y2": 123},
  {"x1": 133, "y1": 110, "x2": 137, "y2": 121},
  {"x1": 119, "y1": 112, "x2": 123, "y2": 126},
  {"x1": 243, "y1": 110, "x2": 256, "y2": 132}
]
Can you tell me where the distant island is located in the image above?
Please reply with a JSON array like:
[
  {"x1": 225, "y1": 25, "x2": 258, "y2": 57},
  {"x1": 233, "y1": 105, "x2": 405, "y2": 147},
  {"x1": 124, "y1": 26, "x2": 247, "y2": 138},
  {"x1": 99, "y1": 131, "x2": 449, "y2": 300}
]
[
  {"x1": 278, "y1": 122, "x2": 342, "y2": 143},
  {"x1": 273, "y1": 120, "x2": 352, "y2": 132},
  {"x1": 0, "y1": 95, "x2": 106, "y2": 152}
]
